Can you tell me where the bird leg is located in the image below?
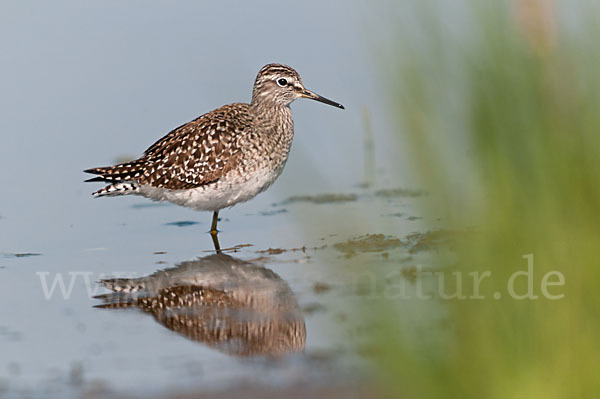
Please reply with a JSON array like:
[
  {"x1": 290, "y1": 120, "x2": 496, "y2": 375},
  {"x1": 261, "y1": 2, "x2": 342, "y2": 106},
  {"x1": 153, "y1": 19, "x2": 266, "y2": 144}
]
[
  {"x1": 210, "y1": 211, "x2": 219, "y2": 234},
  {"x1": 210, "y1": 211, "x2": 221, "y2": 253},
  {"x1": 210, "y1": 232, "x2": 222, "y2": 254}
]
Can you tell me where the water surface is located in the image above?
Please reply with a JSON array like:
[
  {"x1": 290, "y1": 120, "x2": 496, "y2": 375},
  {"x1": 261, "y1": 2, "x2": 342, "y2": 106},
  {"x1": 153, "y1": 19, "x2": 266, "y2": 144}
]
[{"x1": 0, "y1": 1, "x2": 435, "y2": 397}]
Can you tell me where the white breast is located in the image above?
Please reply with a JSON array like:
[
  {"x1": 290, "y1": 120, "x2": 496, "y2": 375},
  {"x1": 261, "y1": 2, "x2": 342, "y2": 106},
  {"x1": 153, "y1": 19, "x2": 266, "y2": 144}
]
[{"x1": 137, "y1": 167, "x2": 282, "y2": 212}]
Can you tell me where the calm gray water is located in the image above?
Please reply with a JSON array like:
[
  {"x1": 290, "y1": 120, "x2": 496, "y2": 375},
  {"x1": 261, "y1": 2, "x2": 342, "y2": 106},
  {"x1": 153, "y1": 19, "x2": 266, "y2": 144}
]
[{"x1": 0, "y1": 1, "x2": 433, "y2": 397}]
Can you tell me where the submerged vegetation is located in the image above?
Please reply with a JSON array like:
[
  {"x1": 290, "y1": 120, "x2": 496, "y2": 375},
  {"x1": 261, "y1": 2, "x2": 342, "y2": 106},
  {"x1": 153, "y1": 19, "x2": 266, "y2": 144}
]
[{"x1": 371, "y1": 1, "x2": 600, "y2": 397}]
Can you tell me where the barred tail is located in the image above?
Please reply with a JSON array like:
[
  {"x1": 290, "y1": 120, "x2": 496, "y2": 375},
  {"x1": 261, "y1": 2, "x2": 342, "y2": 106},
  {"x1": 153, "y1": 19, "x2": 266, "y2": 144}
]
[
  {"x1": 93, "y1": 277, "x2": 150, "y2": 308},
  {"x1": 98, "y1": 277, "x2": 148, "y2": 293},
  {"x1": 93, "y1": 294, "x2": 139, "y2": 309},
  {"x1": 92, "y1": 182, "x2": 139, "y2": 197},
  {"x1": 84, "y1": 162, "x2": 146, "y2": 197}
]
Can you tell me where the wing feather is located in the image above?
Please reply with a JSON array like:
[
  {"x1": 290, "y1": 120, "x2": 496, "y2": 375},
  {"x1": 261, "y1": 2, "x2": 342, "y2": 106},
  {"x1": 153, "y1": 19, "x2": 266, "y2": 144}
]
[{"x1": 84, "y1": 103, "x2": 253, "y2": 190}]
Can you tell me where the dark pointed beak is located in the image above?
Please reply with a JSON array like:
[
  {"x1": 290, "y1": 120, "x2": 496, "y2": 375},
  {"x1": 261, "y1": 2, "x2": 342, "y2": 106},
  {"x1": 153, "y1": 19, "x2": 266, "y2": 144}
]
[{"x1": 300, "y1": 88, "x2": 345, "y2": 109}]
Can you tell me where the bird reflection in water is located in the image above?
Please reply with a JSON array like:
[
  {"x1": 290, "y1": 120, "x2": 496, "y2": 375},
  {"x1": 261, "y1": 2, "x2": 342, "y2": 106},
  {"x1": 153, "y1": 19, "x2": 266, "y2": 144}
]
[{"x1": 94, "y1": 253, "x2": 306, "y2": 356}]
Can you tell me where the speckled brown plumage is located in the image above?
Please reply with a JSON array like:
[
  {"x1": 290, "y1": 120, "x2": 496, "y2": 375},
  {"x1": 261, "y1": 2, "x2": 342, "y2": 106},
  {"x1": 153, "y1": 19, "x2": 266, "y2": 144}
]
[
  {"x1": 84, "y1": 63, "x2": 343, "y2": 228},
  {"x1": 86, "y1": 103, "x2": 253, "y2": 190},
  {"x1": 95, "y1": 253, "x2": 306, "y2": 356}
]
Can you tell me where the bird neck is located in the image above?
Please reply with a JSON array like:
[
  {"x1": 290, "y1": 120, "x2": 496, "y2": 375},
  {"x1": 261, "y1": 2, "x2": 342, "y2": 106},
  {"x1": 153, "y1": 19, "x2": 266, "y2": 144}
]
[{"x1": 249, "y1": 101, "x2": 293, "y2": 135}]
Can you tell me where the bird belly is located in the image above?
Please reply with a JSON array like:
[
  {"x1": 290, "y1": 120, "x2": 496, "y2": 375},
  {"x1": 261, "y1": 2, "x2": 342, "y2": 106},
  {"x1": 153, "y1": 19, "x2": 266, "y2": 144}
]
[{"x1": 137, "y1": 167, "x2": 282, "y2": 212}]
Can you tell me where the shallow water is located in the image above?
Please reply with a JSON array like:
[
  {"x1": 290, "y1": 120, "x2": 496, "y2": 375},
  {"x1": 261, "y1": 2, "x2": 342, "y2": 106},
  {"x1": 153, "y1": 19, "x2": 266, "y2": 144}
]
[
  {"x1": 1, "y1": 185, "x2": 438, "y2": 398},
  {"x1": 0, "y1": 1, "x2": 439, "y2": 397}
]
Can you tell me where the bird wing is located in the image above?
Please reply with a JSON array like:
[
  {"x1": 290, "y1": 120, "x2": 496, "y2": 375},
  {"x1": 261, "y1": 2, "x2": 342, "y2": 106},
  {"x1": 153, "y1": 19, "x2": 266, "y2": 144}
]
[{"x1": 85, "y1": 103, "x2": 253, "y2": 190}]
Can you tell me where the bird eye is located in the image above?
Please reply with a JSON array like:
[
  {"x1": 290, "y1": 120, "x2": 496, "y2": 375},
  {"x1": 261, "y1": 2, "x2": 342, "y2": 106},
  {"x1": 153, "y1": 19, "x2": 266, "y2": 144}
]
[{"x1": 277, "y1": 78, "x2": 288, "y2": 87}]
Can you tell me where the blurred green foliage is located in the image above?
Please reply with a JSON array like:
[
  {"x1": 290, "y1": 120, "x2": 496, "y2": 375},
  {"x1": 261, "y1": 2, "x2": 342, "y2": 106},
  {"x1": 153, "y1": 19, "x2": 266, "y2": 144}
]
[{"x1": 374, "y1": 1, "x2": 600, "y2": 397}]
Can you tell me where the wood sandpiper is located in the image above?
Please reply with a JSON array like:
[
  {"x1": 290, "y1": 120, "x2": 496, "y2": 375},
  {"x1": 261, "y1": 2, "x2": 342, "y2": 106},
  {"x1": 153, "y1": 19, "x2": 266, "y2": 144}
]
[
  {"x1": 85, "y1": 63, "x2": 344, "y2": 247},
  {"x1": 95, "y1": 253, "x2": 305, "y2": 355}
]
